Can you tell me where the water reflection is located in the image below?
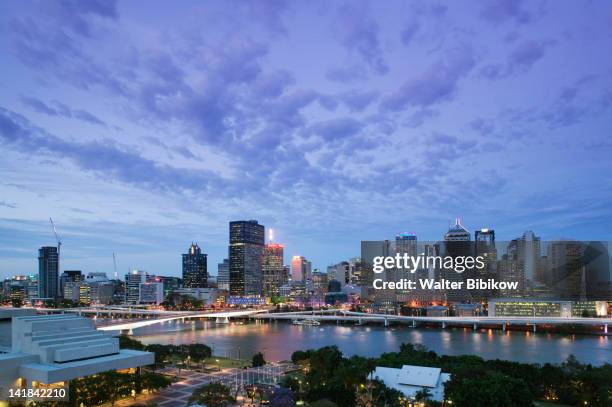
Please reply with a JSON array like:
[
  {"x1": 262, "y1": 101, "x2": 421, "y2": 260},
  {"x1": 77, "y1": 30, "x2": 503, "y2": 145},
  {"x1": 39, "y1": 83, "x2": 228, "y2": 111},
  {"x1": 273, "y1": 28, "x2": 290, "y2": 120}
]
[{"x1": 130, "y1": 320, "x2": 610, "y2": 365}]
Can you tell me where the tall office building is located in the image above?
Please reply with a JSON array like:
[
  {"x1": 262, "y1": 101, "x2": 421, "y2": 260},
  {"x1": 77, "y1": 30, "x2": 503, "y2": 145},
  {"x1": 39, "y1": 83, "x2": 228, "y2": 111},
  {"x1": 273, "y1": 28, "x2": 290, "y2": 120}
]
[
  {"x1": 518, "y1": 231, "x2": 541, "y2": 284},
  {"x1": 327, "y1": 261, "x2": 349, "y2": 286},
  {"x1": 60, "y1": 270, "x2": 82, "y2": 298},
  {"x1": 548, "y1": 241, "x2": 585, "y2": 300},
  {"x1": 229, "y1": 220, "x2": 265, "y2": 296},
  {"x1": 474, "y1": 229, "x2": 496, "y2": 269},
  {"x1": 396, "y1": 233, "x2": 417, "y2": 256},
  {"x1": 443, "y1": 219, "x2": 473, "y2": 302},
  {"x1": 217, "y1": 258, "x2": 230, "y2": 291},
  {"x1": 38, "y1": 246, "x2": 59, "y2": 299},
  {"x1": 395, "y1": 233, "x2": 418, "y2": 302},
  {"x1": 499, "y1": 239, "x2": 526, "y2": 297},
  {"x1": 291, "y1": 256, "x2": 311, "y2": 282},
  {"x1": 263, "y1": 244, "x2": 284, "y2": 297},
  {"x1": 182, "y1": 243, "x2": 208, "y2": 288},
  {"x1": 474, "y1": 229, "x2": 497, "y2": 300},
  {"x1": 125, "y1": 270, "x2": 147, "y2": 304}
]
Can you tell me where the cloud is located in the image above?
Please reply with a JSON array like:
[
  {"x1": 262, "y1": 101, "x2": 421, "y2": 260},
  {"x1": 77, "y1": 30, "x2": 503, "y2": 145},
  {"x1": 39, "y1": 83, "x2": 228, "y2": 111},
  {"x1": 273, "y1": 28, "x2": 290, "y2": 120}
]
[
  {"x1": 381, "y1": 46, "x2": 475, "y2": 111},
  {"x1": 20, "y1": 96, "x2": 107, "y2": 127},
  {"x1": 480, "y1": 39, "x2": 553, "y2": 79},
  {"x1": 325, "y1": 65, "x2": 368, "y2": 83},
  {"x1": 337, "y1": 89, "x2": 378, "y2": 112},
  {"x1": 479, "y1": 0, "x2": 533, "y2": 25},
  {"x1": 0, "y1": 108, "x2": 223, "y2": 194},
  {"x1": 332, "y1": 3, "x2": 388, "y2": 75},
  {"x1": 308, "y1": 118, "x2": 362, "y2": 142},
  {"x1": 400, "y1": 20, "x2": 420, "y2": 46},
  {"x1": 0, "y1": 201, "x2": 18, "y2": 209}
]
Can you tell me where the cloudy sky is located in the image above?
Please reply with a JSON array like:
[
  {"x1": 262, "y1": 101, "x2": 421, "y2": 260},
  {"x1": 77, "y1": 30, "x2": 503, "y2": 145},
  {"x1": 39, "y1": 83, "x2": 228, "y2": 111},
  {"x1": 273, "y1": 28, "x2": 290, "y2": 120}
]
[{"x1": 1, "y1": 0, "x2": 611, "y2": 279}]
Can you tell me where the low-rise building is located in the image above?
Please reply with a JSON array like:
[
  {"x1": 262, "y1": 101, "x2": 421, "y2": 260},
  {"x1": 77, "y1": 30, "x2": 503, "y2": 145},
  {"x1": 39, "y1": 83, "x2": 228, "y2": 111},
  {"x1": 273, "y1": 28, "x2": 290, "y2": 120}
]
[
  {"x1": 0, "y1": 314, "x2": 153, "y2": 399},
  {"x1": 372, "y1": 364, "x2": 450, "y2": 403},
  {"x1": 488, "y1": 298, "x2": 608, "y2": 317},
  {"x1": 173, "y1": 287, "x2": 220, "y2": 306}
]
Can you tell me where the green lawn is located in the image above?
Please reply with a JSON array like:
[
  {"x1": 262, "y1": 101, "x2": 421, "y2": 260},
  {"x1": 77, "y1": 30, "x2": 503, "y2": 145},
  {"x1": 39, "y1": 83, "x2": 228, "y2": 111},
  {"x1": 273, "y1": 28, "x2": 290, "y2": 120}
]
[{"x1": 202, "y1": 356, "x2": 252, "y2": 369}]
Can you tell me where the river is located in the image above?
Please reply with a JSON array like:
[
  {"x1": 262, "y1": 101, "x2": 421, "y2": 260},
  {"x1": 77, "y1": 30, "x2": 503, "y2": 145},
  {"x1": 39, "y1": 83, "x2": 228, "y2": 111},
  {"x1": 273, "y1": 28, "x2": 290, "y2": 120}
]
[{"x1": 126, "y1": 319, "x2": 610, "y2": 366}]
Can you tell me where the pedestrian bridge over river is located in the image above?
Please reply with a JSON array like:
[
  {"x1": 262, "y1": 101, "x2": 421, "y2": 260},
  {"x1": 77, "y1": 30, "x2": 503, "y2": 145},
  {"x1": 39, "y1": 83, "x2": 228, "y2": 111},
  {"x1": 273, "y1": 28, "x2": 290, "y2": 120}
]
[{"x1": 251, "y1": 309, "x2": 611, "y2": 333}]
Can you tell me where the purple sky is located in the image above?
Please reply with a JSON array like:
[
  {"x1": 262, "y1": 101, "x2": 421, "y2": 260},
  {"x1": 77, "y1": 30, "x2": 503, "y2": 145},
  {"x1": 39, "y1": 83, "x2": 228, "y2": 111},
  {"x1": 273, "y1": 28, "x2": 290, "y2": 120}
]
[{"x1": 1, "y1": 0, "x2": 612, "y2": 279}]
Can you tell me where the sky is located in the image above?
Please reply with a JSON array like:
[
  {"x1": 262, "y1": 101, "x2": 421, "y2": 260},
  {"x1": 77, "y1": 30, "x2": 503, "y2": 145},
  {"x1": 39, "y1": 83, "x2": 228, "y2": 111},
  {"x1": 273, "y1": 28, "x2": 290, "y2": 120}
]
[{"x1": 1, "y1": 0, "x2": 612, "y2": 279}]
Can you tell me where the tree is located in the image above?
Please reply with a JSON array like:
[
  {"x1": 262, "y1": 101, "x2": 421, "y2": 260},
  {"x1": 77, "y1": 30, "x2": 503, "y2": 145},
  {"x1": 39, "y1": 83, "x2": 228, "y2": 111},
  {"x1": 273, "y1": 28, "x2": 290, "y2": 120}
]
[
  {"x1": 444, "y1": 370, "x2": 533, "y2": 407},
  {"x1": 252, "y1": 352, "x2": 266, "y2": 367},
  {"x1": 104, "y1": 371, "x2": 133, "y2": 406},
  {"x1": 140, "y1": 372, "x2": 172, "y2": 394},
  {"x1": 187, "y1": 343, "x2": 212, "y2": 361},
  {"x1": 270, "y1": 387, "x2": 295, "y2": 407},
  {"x1": 188, "y1": 382, "x2": 235, "y2": 407},
  {"x1": 291, "y1": 350, "x2": 311, "y2": 364},
  {"x1": 118, "y1": 334, "x2": 146, "y2": 350},
  {"x1": 414, "y1": 388, "x2": 431, "y2": 401},
  {"x1": 145, "y1": 344, "x2": 173, "y2": 368}
]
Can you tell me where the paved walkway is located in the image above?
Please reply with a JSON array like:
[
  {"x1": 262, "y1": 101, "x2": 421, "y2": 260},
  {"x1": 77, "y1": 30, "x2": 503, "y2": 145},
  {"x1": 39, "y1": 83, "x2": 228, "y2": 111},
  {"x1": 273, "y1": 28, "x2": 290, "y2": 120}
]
[{"x1": 106, "y1": 362, "x2": 301, "y2": 407}]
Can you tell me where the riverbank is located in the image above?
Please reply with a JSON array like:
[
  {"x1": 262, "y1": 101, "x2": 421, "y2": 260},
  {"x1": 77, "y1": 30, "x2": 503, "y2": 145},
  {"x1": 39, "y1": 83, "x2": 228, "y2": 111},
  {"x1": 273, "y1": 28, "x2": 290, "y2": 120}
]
[{"x1": 130, "y1": 319, "x2": 611, "y2": 366}]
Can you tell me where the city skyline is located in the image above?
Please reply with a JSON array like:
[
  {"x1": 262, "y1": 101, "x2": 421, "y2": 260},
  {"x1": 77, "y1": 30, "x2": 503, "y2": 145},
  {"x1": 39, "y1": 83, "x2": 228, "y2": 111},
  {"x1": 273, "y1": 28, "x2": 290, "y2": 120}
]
[{"x1": 1, "y1": 1, "x2": 612, "y2": 277}]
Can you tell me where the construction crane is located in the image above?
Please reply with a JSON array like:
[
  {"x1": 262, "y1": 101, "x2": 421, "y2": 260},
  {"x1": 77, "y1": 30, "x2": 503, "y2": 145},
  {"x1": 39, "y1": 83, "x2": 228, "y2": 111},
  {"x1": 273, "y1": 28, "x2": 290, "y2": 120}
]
[
  {"x1": 112, "y1": 252, "x2": 118, "y2": 279},
  {"x1": 49, "y1": 217, "x2": 62, "y2": 256}
]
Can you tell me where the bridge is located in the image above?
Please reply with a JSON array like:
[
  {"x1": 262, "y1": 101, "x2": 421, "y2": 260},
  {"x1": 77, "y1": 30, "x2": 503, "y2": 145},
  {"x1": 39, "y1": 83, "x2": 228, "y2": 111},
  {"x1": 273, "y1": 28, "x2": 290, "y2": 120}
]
[
  {"x1": 96, "y1": 309, "x2": 268, "y2": 333},
  {"x1": 251, "y1": 309, "x2": 611, "y2": 333}
]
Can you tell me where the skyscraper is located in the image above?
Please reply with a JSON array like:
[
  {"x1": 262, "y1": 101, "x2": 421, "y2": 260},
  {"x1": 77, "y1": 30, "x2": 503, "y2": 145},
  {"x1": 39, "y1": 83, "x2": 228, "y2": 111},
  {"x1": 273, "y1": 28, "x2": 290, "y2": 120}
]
[
  {"x1": 38, "y1": 246, "x2": 59, "y2": 299},
  {"x1": 518, "y1": 231, "x2": 541, "y2": 284},
  {"x1": 291, "y1": 256, "x2": 311, "y2": 282},
  {"x1": 229, "y1": 220, "x2": 265, "y2": 296},
  {"x1": 263, "y1": 243, "x2": 285, "y2": 297},
  {"x1": 499, "y1": 239, "x2": 526, "y2": 297},
  {"x1": 217, "y1": 258, "x2": 230, "y2": 291},
  {"x1": 125, "y1": 270, "x2": 146, "y2": 304},
  {"x1": 474, "y1": 228, "x2": 497, "y2": 300},
  {"x1": 182, "y1": 243, "x2": 208, "y2": 288},
  {"x1": 443, "y1": 219, "x2": 473, "y2": 302}
]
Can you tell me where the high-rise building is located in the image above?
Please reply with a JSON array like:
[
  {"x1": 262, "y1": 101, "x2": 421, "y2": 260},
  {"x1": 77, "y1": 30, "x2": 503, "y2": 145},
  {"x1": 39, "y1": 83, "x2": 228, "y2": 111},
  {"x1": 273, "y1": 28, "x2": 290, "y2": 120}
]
[
  {"x1": 60, "y1": 270, "x2": 82, "y2": 298},
  {"x1": 263, "y1": 244, "x2": 284, "y2": 297},
  {"x1": 499, "y1": 239, "x2": 526, "y2": 297},
  {"x1": 474, "y1": 228, "x2": 497, "y2": 300},
  {"x1": 311, "y1": 270, "x2": 329, "y2": 293},
  {"x1": 327, "y1": 261, "x2": 349, "y2": 286},
  {"x1": 229, "y1": 220, "x2": 265, "y2": 296},
  {"x1": 443, "y1": 219, "x2": 473, "y2": 302},
  {"x1": 291, "y1": 256, "x2": 311, "y2": 282},
  {"x1": 396, "y1": 233, "x2": 417, "y2": 256},
  {"x1": 182, "y1": 243, "x2": 208, "y2": 288},
  {"x1": 518, "y1": 231, "x2": 541, "y2": 284},
  {"x1": 217, "y1": 258, "x2": 230, "y2": 291},
  {"x1": 38, "y1": 246, "x2": 59, "y2": 299},
  {"x1": 139, "y1": 282, "x2": 164, "y2": 304},
  {"x1": 348, "y1": 257, "x2": 365, "y2": 286},
  {"x1": 548, "y1": 241, "x2": 585, "y2": 300},
  {"x1": 395, "y1": 233, "x2": 418, "y2": 302},
  {"x1": 125, "y1": 270, "x2": 147, "y2": 304}
]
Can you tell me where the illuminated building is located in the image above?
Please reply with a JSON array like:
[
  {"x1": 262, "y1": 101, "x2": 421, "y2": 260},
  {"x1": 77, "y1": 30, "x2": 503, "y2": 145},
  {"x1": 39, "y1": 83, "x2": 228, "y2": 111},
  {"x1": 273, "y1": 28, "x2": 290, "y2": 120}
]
[
  {"x1": 489, "y1": 298, "x2": 608, "y2": 317},
  {"x1": 182, "y1": 243, "x2": 208, "y2": 288},
  {"x1": 229, "y1": 220, "x2": 265, "y2": 296},
  {"x1": 291, "y1": 255, "x2": 311, "y2": 282},
  {"x1": 0, "y1": 314, "x2": 153, "y2": 398},
  {"x1": 38, "y1": 246, "x2": 59, "y2": 299},
  {"x1": 124, "y1": 270, "x2": 146, "y2": 304},
  {"x1": 217, "y1": 258, "x2": 230, "y2": 291},
  {"x1": 263, "y1": 243, "x2": 285, "y2": 297},
  {"x1": 443, "y1": 219, "x2": 472, "y2": 302}
]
